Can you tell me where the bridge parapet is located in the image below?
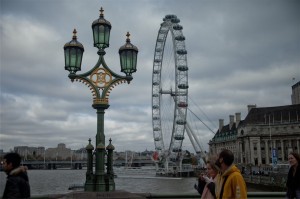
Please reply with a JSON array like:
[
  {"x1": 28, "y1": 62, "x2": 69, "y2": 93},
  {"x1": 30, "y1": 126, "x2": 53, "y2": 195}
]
[{"x1": 20, "y1": 192, "x2": 287, "y2": 199}]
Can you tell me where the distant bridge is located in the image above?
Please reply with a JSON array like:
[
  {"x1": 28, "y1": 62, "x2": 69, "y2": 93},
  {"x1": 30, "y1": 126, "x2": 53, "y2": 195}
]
[
  {"x1": 21, "y1": 160, "x2": 86, "y2": 170},
  {"x1": 21, "y1": 158, "x2": 155, "y2": 170}
]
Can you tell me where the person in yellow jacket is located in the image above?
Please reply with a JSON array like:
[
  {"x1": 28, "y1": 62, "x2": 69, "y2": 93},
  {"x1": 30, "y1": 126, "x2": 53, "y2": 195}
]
[{"x1": 215, "y1": 149, "x2": 247, "y2": 199}]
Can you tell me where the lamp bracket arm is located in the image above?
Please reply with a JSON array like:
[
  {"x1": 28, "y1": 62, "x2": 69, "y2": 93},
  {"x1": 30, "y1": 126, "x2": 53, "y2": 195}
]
[
  {"x1": 69, "y1": 74, "x2": 101, "y2": 99},
  {"x1": 101, "y1": 77, "x2": 129, "y2": 99},
  {"x1": 73, "y1": 54, "x2": 107, "y2": 78},
  {"x1": 76, "y1": 64, "x2": 99, "y2": 78},
  {"x1": 78, "y1": 54, "x2": 127, "y2": 80},
  {"x1": 100, "y1": 55, "x2": 129, "y2": 80},
  {"x1": 69, "y1": 54, "x2": 133, "y2": 102}
]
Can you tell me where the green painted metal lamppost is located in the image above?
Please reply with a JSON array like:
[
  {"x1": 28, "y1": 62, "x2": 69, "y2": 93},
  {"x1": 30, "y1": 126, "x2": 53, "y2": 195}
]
[{"x1": 63, "y1": 7, "x2": 138, "y2": 192}]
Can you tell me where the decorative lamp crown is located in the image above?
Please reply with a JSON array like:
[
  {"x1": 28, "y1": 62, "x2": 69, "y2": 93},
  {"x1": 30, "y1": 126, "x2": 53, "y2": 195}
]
[
  {"x1": 106, "y1": 138, "x2": 115, "y2": 150},
  {"x1": 92, "y1": 7, "x2": 112, "y2": 50},
  {"x1": 119, "y1": 32, "x2": 138, "y2": 76},
  {"x1": 63, "y1": 29, "x2": 84, "y2": 74},
  {"x1": 85, "y1": 138, "x2": 94, "y2": 151}
]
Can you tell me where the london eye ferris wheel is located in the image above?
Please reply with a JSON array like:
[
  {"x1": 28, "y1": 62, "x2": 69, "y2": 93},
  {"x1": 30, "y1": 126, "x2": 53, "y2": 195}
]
[{"x1": 151, "y1": 15, "x2": 189, "y2": 168}]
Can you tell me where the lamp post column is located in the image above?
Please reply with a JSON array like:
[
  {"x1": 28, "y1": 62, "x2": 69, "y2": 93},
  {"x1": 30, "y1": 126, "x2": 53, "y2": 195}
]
[
  {"x1": 85, "y1": 139, "x2": 94, "y2": 191},
  {"x1": 106, "y1": 138, "x2": 115, "y2": 191},
  {"x1": 93, "y1": 104, "x2": 109, "y2": 192}
]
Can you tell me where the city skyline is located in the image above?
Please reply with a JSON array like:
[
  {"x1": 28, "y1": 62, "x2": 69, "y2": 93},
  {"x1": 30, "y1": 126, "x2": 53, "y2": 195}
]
[
  {"x1": 2, "y1": 143, "x2": 156, "y2": 153},
  {"x1": 1, "y1": 0, "x2": 299, "y2": 153}
]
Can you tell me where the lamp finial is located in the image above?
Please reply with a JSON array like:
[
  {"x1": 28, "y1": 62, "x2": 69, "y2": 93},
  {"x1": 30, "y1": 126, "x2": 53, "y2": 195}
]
[
  {"x1": 126, "y1": 32, "x2": 130, "y2": 42},
  {"x1": 72, "y1": 29, "x2": 77, "y2": 40},
  {"x1": 100, "y1": 7, "x2": 104, "y2": 17}
]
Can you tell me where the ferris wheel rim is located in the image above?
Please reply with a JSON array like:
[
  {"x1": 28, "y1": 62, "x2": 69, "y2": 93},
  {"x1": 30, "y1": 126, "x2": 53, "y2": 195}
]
[{"x1": 151, "y1": 14, "x2": 189, "y2": 162}]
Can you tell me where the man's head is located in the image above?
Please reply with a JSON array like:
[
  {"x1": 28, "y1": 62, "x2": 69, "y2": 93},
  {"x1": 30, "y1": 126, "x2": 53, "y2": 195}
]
[
  {"x1": 215, "y1": 149, "x2": 234, "y2": 172},
  {"x1": 2, "y1": 153, "x2": 21, "y2": 174}
]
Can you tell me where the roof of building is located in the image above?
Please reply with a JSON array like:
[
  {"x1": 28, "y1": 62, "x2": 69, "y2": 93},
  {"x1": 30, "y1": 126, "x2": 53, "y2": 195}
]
[
  {"x1": 210, "y1": 104, "x2": 300, "y2": 144},
  {"x1": 243, "y1": 104, "x2": 300, "y2": 125},
  {"x1": 292, "y1": 80, "x2": 300, "y2": 89},
  {"x1": 212, "y1": 123, "x2": 238, "y2": 142}
]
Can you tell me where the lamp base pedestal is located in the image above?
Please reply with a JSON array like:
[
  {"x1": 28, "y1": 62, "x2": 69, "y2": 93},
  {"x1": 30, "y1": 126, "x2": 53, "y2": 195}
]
[{"x1": 105, "y1": 175, "x2": 115, "y2": 191}]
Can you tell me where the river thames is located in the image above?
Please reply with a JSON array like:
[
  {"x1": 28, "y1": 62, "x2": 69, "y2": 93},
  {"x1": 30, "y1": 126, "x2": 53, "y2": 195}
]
[{"x1": 0, "y1": 167, "x2": 272, "y2": 197}]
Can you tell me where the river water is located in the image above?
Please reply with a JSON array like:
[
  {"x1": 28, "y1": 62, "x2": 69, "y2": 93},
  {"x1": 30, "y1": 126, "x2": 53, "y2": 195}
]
[{"x1": 0, "y1": 167, "x2": 270, "y2": 197}]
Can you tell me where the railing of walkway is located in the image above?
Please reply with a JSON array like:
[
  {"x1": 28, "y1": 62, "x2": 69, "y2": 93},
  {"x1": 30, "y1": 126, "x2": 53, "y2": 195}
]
[
  {"x1": 141, "y1": 192, "x2": 286, "y2": 198},
  {"x1": 11, "y1": 192, "x2": 286, "y2": 199}
]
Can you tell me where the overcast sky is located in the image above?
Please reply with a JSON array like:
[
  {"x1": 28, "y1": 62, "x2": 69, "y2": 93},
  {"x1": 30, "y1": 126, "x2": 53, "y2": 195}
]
[{"x1": 1, "y1": 0, "x2": 299, "y2": 153}]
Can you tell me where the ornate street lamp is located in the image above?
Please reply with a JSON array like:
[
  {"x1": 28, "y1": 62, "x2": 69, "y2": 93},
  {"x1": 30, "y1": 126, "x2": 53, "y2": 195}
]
[
  {"x1": 92, "y1": 7, "x2": 111, "y2": 50},
  {"x1": 63, "y1": 7, "x2": 138, "y2": 192},
  {"x1": 119, "y1": 32, "x2": 138, "y2": 77},
  {"x1": 63, "y1": 29, "x2": 84, "y2": 74}
]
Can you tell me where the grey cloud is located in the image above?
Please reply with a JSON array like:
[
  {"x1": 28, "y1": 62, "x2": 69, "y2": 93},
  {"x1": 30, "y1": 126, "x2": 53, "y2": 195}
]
[{"x1": 1, "y1": 0, "x2": 299, "y2": 153}]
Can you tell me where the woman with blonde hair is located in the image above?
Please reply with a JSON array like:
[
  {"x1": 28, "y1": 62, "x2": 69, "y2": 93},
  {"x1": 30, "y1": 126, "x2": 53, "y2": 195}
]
[{"x1": 195, "y1": 157, "x2": 218, "y2": 199}]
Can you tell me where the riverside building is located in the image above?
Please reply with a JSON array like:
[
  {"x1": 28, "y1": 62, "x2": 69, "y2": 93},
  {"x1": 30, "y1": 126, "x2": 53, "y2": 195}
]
[
  {"x1": 14, "y1": 146, "x2": 45, "y2": 160},
  {"x1": 209, "y1": 81, "x2": 300, "y2": 166}
]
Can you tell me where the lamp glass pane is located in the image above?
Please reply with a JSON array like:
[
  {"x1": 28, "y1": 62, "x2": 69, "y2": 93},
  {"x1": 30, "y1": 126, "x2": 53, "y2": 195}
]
[
  {"x1": 76, "y1": 49, "x2": 82, "y2": 70},
  {"x1": 93, "y1": 26, "x2": 99, "y2": 45},
  {"x1": 99, "y1": 25, "x2": 105, "y2": 47},
  {"x1": 105, "y1": 27, "x2": 110, "y2": 46},
  {"x1": 70, "y1": 48, "x2": 77, "y2": 67},
  {"x1": 126, "y1": 51, "x2": 133, "y2": 70},
  {"x1": 132, "y1": 52, "x2": 137, "y2": 71},
  {"x1": 120, "y1": 52, "x2": 126, "y2": 71},
  {"x1": 64, "y1": 48, "x2": 70, "y2": 68}
]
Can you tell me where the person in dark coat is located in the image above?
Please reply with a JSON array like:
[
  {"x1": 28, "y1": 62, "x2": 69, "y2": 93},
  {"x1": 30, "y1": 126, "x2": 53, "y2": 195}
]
[
  {"x1": 286, "y1": 152, "x2": 300, "y2": 199},
  {"x1": 2, "y1": 153, "x2": 31, "y2": 199}
]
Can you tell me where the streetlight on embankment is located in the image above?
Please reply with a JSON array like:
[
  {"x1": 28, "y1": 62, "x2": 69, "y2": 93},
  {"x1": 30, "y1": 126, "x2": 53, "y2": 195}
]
[{"x1": 63, "y1": 7, "x2": 138, "y2": 192}]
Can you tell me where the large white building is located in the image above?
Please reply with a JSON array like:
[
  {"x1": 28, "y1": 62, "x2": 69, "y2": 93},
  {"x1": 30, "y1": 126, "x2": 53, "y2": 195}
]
[
  {"x1": 45, "y1": 143, "x2": 71, "y2": 160},
  {"x1": 13, "y1": 144, "x2": 87, "y2": 161},
  {"x1": 14, "y1": 146, "x2": 45, "y2": 160},
  {"x1": 209, "y1": 82, "x2": 300, "y2": 166}
]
